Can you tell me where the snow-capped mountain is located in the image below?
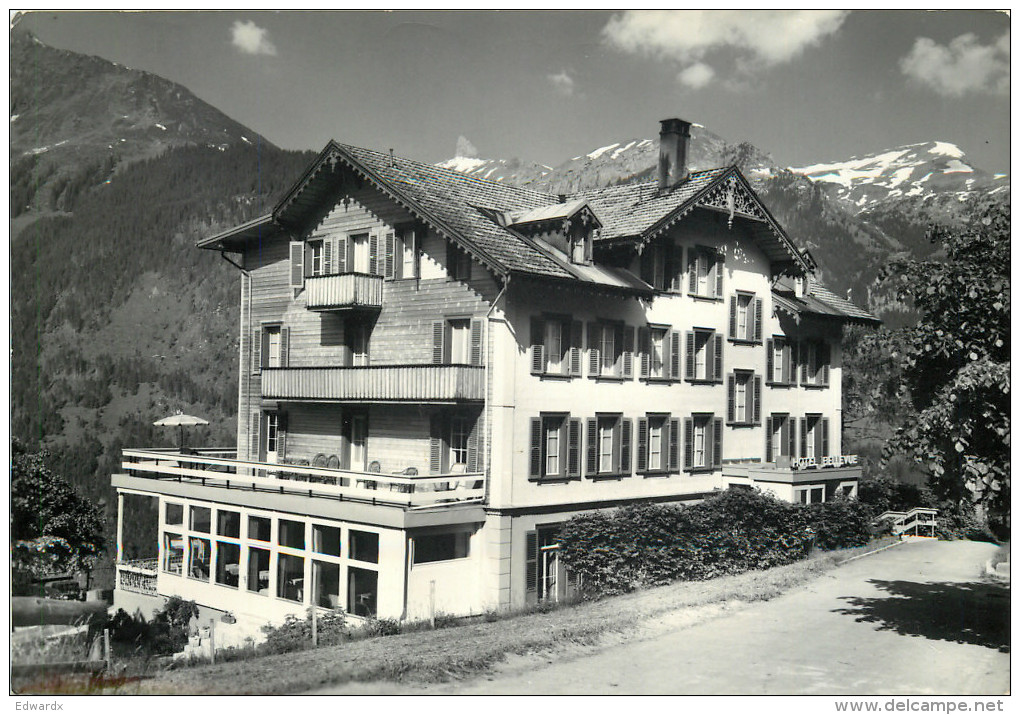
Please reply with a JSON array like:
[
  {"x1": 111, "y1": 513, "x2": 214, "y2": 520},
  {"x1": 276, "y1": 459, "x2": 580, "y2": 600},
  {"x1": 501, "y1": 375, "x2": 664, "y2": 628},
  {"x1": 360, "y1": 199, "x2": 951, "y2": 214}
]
[{"x1": 790, "y1": 141, "x2": 1009, "y2": 211}]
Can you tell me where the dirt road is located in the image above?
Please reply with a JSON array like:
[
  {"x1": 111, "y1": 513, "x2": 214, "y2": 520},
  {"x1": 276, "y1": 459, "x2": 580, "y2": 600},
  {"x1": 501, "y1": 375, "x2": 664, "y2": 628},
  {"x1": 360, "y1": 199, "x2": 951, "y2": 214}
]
[{"x1": 321, "y1": 539, "x2": 1009, "y2": 695}]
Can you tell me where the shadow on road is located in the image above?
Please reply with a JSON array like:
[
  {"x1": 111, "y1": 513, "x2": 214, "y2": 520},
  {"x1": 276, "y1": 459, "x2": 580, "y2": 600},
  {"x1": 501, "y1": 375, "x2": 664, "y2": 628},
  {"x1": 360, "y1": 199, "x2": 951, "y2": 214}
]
[{"x1": 834, "y1": 579, "x2": 1010, "y2": 653}]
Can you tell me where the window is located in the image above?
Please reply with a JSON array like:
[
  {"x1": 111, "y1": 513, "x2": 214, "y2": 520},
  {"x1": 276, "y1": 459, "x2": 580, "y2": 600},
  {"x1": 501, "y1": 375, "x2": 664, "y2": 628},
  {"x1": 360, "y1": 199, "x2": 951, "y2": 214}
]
[
  {"x1": 637, "y1": 414, "x2": 679, "y2": 474},
  {"x1": 795, "y1": 486, "x2": 826, "y2": 504},
  {"x1": 412, "y1": 531, "x2": 470, "y2": 564},
  {"x1": 727, "y1": 371, "x2": 761, "y2": 426},
  {"x1": 190, "y1": 506, "x2": 211, "y2": 534},
  {"x1": 308, "y1": 240, "x2": 327, "y2": 276},
  {"x1": 529, "y1": 414, "x2": 581, "y2": 480},
  {"x1": 266, "y1": 326, "x2": 282, "y2": 367},
  {"x1": 265, "y1": 412, "x2": 279, "y2": 461},
  {"x1": 639, "y1": 326, "x2": 680, "y2": 381},
  {"x1": 525, "y1": 527, "x2": 582, "y2": 605},
  {"x1": 683, "y1": 414, "x2": 722, "y2": 471},
  {"x1": 729, "y1": 293, "x2": 763, "y2": 343},
  {"x1": 247, "y1": 547, "x2": 270, "y2": 594},
  {"x1": 767, "y1": 337, "x2": 794, "y2": 385},
  {"x1": 431, "y1": 410, "x2": 481, "y2": 473},
  {"x1": 278, "y1": 519, "x2": 305, "y2": 550},
  {"x1": 640, "y1": 243, "x2": 683, "y2": 292},
  {"x1": 165, "y1": 502, "x2": 183, "y2": 526},
  {"x1": 800, "y1": 415, "x2": 830, "y2": 461},
  {"x1": 448, "y1": 244, "x2": 472, "y2": 281},
  {"x1": 570, "y1": 231, "x2": 590, "y2": 264},
  {"x1": 584, "y1": 414, "x2": 632, "y2": 478},
  {"x1": 217, "y1": 510, "x2": 240, "y2": 538},
  {"x1": 188, "y1": 537, "x2": 211, "y2": 581},
  {"x1": 251, "y1": 324, "x2": 288, "y2": 374},
  {"x1": 312, "y1": 524, "x2": 341, "y2": 557},
  {"x1": 277, "y1": 553, "x2": 305, "y2": 602},
  {"x1": 432, "y1": 317, "x2": 482, "y2": 366},
  {"x1": 349, "y1": 530, "x2": 379, "y2": 563},
  {"x1": 348, "y1": 567, "x2": 377, "y2": 617},
  {"x1": 351, "y1": 233, "x2": 370, "y2": 273},
  {"x1": 687, "y1": 246, "x2": 723, "y2": 299},
  {"x1": 685, "y1": 329, "x2": 723, "y2": 382},
  {"x1": 342, "y1": 413, "x2": 368, "y2": 471},
  {"x1": 248, "y1": 515, "x2": 271, "y2": 542},
  {"x1": 587, "y1": 322, "x2": 634, "y2": 379},
  {"x1": 530, "y1": 316, "x2": 581, "y2": 377},
  {"x1": 163, "y1": 532, "x2": 183, "y2": 575},
  {"x1": 215, "y1": 542, "x2": 240, "y2": 588},
  {"x1": 766, "y1": 414, "x2": 795, "y2": 463},
  {"x1": 800, "y1": 340, "x2": 831, "y2": 387},
  {"x1": 313, "y1": 561, "x2": 341, "y2": 609},
  {"x1": 345, "y1": 320, "x2": 369, "y2": 366},
  {"x1": 398, "y1": 226, "x2": 419, "y2": 279}
]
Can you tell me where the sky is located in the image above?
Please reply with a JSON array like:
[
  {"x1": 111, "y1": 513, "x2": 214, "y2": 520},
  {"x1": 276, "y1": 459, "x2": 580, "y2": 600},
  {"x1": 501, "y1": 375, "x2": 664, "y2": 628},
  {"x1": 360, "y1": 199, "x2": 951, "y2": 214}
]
[{"x1": 13, "y1": 10, "x2": 1012, "y2": 173}]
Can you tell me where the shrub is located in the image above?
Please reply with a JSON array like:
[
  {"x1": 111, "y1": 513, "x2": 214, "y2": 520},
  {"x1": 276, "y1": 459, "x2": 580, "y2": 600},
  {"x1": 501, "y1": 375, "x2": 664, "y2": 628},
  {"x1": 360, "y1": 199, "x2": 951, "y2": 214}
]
[
  {"x1": 357, "y1": 617, "x2": 401, "y2": 638},
  {"x1": 260, "y1": 609, "x2": 349, "y2": 654},
  {"x1": 935, "y1": 504, "x2": 999, "y2": 543},
  {"x1": 108, "y1": 596, "x2": 198, "y2": 656},
  {"x1": 806, "y1": 499, "x2": 874, "y2": 550}
]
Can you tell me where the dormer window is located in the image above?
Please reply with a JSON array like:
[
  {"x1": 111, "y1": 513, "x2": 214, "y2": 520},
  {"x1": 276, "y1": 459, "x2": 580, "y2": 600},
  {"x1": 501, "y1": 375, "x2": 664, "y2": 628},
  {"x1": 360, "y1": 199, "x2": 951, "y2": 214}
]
[{"x1": 570, "y1": 231, "x2": 590, "y2": 264}]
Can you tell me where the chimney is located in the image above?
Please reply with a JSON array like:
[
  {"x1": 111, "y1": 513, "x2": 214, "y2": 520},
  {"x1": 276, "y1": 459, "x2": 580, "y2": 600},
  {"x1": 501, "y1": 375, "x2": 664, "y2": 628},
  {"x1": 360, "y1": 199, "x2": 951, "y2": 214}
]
[{"x1": 658, "y1": 118, "x2": 692, "y2": 190}]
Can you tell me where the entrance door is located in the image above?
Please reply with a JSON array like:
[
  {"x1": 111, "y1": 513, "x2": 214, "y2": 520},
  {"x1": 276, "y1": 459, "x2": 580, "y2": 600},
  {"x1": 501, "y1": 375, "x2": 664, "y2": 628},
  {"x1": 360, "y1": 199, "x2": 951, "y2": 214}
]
[
  {"x1": 526, "y1": 526, "x2": 581, "y2": 605},
  {"x1": 265, "y1": 412, "x2": 279, "y2": 464}
]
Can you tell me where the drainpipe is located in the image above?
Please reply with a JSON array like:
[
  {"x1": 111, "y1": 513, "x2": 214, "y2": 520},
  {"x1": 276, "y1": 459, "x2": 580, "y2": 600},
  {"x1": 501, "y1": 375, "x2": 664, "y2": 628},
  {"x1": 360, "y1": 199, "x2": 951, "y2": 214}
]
[{"x1": 220, "y1": 252, "x2": 252, "y2": 457}]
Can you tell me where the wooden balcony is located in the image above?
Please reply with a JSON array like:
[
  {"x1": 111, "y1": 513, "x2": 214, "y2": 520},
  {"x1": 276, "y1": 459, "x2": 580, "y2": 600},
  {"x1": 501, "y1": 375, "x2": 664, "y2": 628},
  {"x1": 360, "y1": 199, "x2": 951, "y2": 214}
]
[
  {"x1": 120, "y1": 448, "x2": 486, "y2": 510},
  {"x1": 261, "y1": 365, "x2": 485, "y2": 403},
  {"x1": 305, "y1": 273, "x2": 382, "y2": 311}
]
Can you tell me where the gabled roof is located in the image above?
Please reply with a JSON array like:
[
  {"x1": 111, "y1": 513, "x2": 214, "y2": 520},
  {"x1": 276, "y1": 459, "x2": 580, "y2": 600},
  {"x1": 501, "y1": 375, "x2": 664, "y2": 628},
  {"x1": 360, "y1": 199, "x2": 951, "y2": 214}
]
[
  {"x1": 507, "y1": 199, "x2": 601, "y2": 229},
  {"x1": 772, "y1": 284, "x2": 881, "y2": 325}
]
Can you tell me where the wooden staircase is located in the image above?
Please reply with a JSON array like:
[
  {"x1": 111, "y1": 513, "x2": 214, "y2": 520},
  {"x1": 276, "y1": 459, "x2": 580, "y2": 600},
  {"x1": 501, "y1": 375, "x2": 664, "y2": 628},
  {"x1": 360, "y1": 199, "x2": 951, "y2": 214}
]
[{"x1": 878, "y1": 507, "x2": 939, "y2": 537}]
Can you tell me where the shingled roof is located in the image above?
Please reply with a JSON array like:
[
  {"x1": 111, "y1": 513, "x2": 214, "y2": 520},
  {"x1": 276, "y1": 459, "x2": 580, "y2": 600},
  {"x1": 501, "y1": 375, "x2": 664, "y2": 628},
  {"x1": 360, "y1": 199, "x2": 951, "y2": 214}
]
[{"x1": 772, "y1": 284, "x2": 881, "y2": 325}]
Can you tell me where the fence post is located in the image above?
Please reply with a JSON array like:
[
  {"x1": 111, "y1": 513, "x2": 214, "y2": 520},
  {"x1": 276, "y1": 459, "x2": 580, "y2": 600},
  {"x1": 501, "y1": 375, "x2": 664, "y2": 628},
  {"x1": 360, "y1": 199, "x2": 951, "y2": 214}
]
[
  {"x1": 104, "y1": 628, "x2": 111, "y2": 672},
  {"x1": 429, "y1": 580, "x2": 436, "y2": 629},
  {"x1": 209, "y1": 619, "x2": 216, "y2": 664}
]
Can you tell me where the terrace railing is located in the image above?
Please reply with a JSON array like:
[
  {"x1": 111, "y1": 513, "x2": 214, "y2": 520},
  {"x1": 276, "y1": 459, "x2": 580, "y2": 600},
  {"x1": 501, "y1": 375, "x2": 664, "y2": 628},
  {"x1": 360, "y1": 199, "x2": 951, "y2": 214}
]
[
  {"x1": 121, "y1": 448, "x2": 485, "y2": 510},
  {"x1": 116, "y1": 558, "x2": 158, "y2": 595},
  {"x1": 261, "y1": 364, "x2": 485, "y2": 402},
  {"x1": 305, "y1": 273, "x2": 383, "y2": 311}
]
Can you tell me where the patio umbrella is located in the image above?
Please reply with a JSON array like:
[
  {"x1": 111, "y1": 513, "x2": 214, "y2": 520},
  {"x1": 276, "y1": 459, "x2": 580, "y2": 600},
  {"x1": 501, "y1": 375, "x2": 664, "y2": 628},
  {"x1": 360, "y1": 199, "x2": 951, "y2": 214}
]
[{"x1": 154, "y1": 412, "x2": 209, "y2": 452}]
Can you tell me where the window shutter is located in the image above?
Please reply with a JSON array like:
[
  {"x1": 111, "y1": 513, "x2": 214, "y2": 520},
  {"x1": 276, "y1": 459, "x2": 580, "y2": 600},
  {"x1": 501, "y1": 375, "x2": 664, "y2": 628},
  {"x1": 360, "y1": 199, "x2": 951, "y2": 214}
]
[
  {"x1": 289, "y1": 242, "x2": 304, "y2": 289},
  {"x1": 369, "y1": 233, "x2": 379, "y2": 275},
  {"x1": 430, "y1": 414, "x2": 444, "y2": 474},
  {"x1": 753, "y1": 376, "x2": 762, "y2": 425},
  {"x1": 683, "y1": 418, "x2": 693, "y2": 469},
  {"x1": 251, "y1": 327, "x2": 262, "y2": 374},
  {"x1": 529, "y1": 418, "x2": 542, "y2": 478},
  {"x1": 729, "y1": 296, "x2": 737, "y2": 338},
  {"x1": 323, "y1": 240, "x2": 333, "y2": 275},
  {"x1": 640, "y1": 246, "x2": 654, "y2": 285},
  {"x1": 467, "y1": 415, "x2": 481, "y2": 472},
  {"x1": 335, "y1": 236, "x2": 347, "y2": 273},
  {"x1": 687, "y1": 249, "x2": 698, "y2": 294},
  {"x1": 821, "y1": 343, "x2": 831, "y2": 386},
  {"x1": 785, "y1": 418, "x2": 795, "y2": 458},
  {"x1": 726, "y1": 375, "x2": 736, "y2": 423},
  {"x1": 765, "y1": 416, "x2": 773, "y2": 463},
  {"x1": 800, "y1": 418, "x2": 808, "y2": 458},
  {"x1": 766, "y1": 339, "x2": 774, "y2": 383},
  {"x1": 384, "y1": 231, "x2": 395, "y2": 279},
  {"x1": 585, "y1": 418, "x2": 597, "y2": 476},
  {"x1": 432, "y1": 321, "x2": 445, "y2": 365},
  {"x1": 713, "y1": 333, "x2": 723, "y2": 382},
  {"x1": 346, "y1": 236, "x2": 356, "y2": 274},
  {"x1": 525, "y1": 531, "x2": 538, "y2": 597},
  {"x1": 685, "y1": 331, "x2": 695, "y2": 380},
  {"x1": 567, "y1": 419, "x2": 581, "y2": 478},
  {"x1": 279, "y1": 327, "x2": 290, "y2": 368},
  {"x1": 799, "y1": 342, "x2": 808, "y2": 384},
  {"x1": 587, "y1": 322, "x2": 600, "y2": 375},
  {"x1": 622, "y1": 326, "x2": 634, "y2": 379},
  {"x1": 783, "y1": 341, "x2": 792, "y2": 385},
  {"x1": 712, "y1": 417, "x2": 723, "y2": 468},
  {"x1": 670, "y1": 330, "x2": 681, "y2": 380},
  {"x1": 713, "y1": 252, "x2": 724, "y2": 297},
  {"x1": 668, "y1": 418, "x2": 679, "y2": 472},
  {"x1": 639, "y1": 327, "x2": 650, "y2": 378},
  {"x1": 636, "y1": 418, "x2": 648, "y2": 473},
  {"x1": 470, "y1": 319, "x2": 483, "y2": 366},
  {"x1": 820, "y1": 417, "x2": 830, "y2": 459},
  {"x1": 250, "y1": 411, "x2": 261, "y2": 461},
  {"x1": 706, "y1": 333, "x2": 715, "y2": 382},
  {"x1": 753, "y1": 298, "x2": 763, "y2": 343},
  {"x1": 277, "y1": 412, "x2": 288, "y2": 461},
  {"x1": 619, "y1": 418, "x2": 632, "y2": 475},
  {"x1": 530, "y1": 317, "x2": 545, "y2": 375},
  {"x1": 569, "y1": 320, "x2": 583, "y2": 377}
]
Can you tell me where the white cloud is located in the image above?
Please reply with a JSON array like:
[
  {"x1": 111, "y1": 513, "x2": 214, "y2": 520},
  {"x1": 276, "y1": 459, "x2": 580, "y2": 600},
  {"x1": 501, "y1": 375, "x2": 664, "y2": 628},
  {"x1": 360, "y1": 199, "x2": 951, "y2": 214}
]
[
  {"x1": 230, "y1": 20, "x2": 277, "y2": 56},
  {"x1": 603, "y1": 10, "x2": 848, "y2": 66},
  {"x1": 900, "y1": 32, "x2": 1009, "y2": 97},
  {"x1": 547, "y1": 70, "x2": 576, "y2": 96},
  {"x1": 677, "y1": 62, "x2": 715, "y2": 89}
]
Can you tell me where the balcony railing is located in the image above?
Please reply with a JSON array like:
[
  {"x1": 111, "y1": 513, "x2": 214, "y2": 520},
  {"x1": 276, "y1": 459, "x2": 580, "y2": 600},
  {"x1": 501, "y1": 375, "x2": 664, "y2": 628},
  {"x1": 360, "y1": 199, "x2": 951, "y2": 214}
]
[
  {"x1": 121, "y1": 448, "x2": 485, "y2": 509},
  {"x1": 262, "y1": 364, "x2": 485, "y2": 402},
  {"x1": 116, "y1": 558, "x2": 158, "y2": 596},
  {"x1": 305, "y1": 273, "x2": 382, "y2": 311}
]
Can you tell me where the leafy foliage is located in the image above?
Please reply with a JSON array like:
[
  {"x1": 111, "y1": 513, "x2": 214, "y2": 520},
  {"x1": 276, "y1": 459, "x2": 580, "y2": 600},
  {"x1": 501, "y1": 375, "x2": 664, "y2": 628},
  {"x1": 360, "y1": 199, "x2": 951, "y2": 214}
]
[
  {"x1": 260, "y1": 610, "x2": 351, "y2": 654},
  {"x1": 109, "y1": 596, "x2": 199, "y2": 655},
  {"x1": 11, "y1": 438, "x2": 105, "y2": 591},
  {"x1": 558, "y1": 490, "x2": 873, "y2": 597},
  {"x1": 879, "y1": 197, "x2": 1010, "y2": 526}
]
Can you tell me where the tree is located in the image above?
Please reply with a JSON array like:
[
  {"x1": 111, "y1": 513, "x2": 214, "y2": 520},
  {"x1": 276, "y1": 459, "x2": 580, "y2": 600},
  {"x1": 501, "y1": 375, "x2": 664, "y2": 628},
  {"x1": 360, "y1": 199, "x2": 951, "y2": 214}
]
[
  {"x1": 879, "y1": 197, "x2": 1010, "y2": 527},
  {"x1": 11, "y1": 438, "x2": 106, "y2": 591}
]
